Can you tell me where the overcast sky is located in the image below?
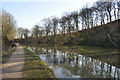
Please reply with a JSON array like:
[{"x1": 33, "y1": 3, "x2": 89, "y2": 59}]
[{"x1": 2, "y1": 0, "x2": 98, "y2": 30}]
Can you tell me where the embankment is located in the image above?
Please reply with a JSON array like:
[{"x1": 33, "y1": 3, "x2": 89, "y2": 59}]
[{"x1": 15, "y1": 19, "x2": 120, "y2": 48}]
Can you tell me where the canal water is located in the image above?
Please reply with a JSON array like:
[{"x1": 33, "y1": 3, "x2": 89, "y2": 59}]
[{"x1": 27, "y1": 45, "x2": 120, "y2": 78}]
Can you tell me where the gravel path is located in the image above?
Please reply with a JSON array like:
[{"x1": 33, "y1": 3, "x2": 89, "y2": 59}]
[{"x1": 2, "y1": 44, "x2": 25, "y2": 78}]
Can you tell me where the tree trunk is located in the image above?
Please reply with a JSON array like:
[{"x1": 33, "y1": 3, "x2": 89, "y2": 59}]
[{"x1": 108, "y1": 11, "x2": 112, "y2": 22}]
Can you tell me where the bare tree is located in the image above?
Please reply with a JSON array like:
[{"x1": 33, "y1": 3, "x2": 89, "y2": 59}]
[
  {"x1": 71, "y1": 11, "x2": 79, "y2": 30},
  {"x1": 112, "y1": 2, "x2": 117, "y2": 20},
  {"x1": 117, "y1": 1, "x2": 120, "y2": 19},
  {"x1": 79, "y1": 6, "x2": 93, "y2": 29},
  {"x1": 103, "y1": 2, "x2": 114, "y2": 22},
  {"x1": 59, "y1": 16, "x2": 67, "y2": 35},
  {"x1": 93, "y1": 2, "x2": 106, "y2": 25},
  {"x1": 42, "y1": 18, "x2": 52, "y2": 37},
  {"x1": 32, "y1": 25, "x2": 40, "y2": 38},
  {"x1": 52, "y1": 17, "x2": 59, "y2": 36}
]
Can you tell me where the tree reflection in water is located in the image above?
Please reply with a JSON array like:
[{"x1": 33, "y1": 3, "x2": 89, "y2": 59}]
[{"x1": 28, "y1": 47, "x2": 120, "y2": 78}]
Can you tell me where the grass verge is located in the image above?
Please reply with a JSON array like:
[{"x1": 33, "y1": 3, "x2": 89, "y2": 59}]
[{"x1": 23, "y1": 47, "x2": 56, "y2": 79}]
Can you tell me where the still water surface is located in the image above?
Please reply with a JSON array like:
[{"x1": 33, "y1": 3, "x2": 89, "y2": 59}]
[{"x1": 27, "y1": 45, "x2": 120, "y2": 78}]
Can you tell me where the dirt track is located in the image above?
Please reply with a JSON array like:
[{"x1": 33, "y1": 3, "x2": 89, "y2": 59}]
[{"x1": 2, "y1": 44, "x2": 24, "y2": 78}]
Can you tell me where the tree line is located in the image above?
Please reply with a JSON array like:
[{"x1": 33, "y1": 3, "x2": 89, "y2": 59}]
[{"x1": 17, "y1": 1, "x2": 120, "y2": 39}]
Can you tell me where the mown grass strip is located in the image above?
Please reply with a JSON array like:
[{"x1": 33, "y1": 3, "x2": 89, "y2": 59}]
[{"x1": 23, "y1": 47, "x2": 56, "y2": 79}]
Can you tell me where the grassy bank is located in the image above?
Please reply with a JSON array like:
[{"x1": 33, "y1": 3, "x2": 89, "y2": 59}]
[
  {"x1": 15, "y1": 19, "x2": 120, "y2": 49},
  {"x1": 22, "y1": 47, "x2": 56, "y2": 79},
  {"x1": 2, "y1": 47, "x2": 16, "y2": 63}
]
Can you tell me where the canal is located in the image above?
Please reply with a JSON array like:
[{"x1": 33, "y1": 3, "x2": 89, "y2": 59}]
[{"x1": 25, "y1": 44, "x2": 120, "y2": 78}]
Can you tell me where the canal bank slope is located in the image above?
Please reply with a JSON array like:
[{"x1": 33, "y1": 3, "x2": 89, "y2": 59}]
[{"x1": 15, "y1": 19, "x2": 120, "y2": 49}]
